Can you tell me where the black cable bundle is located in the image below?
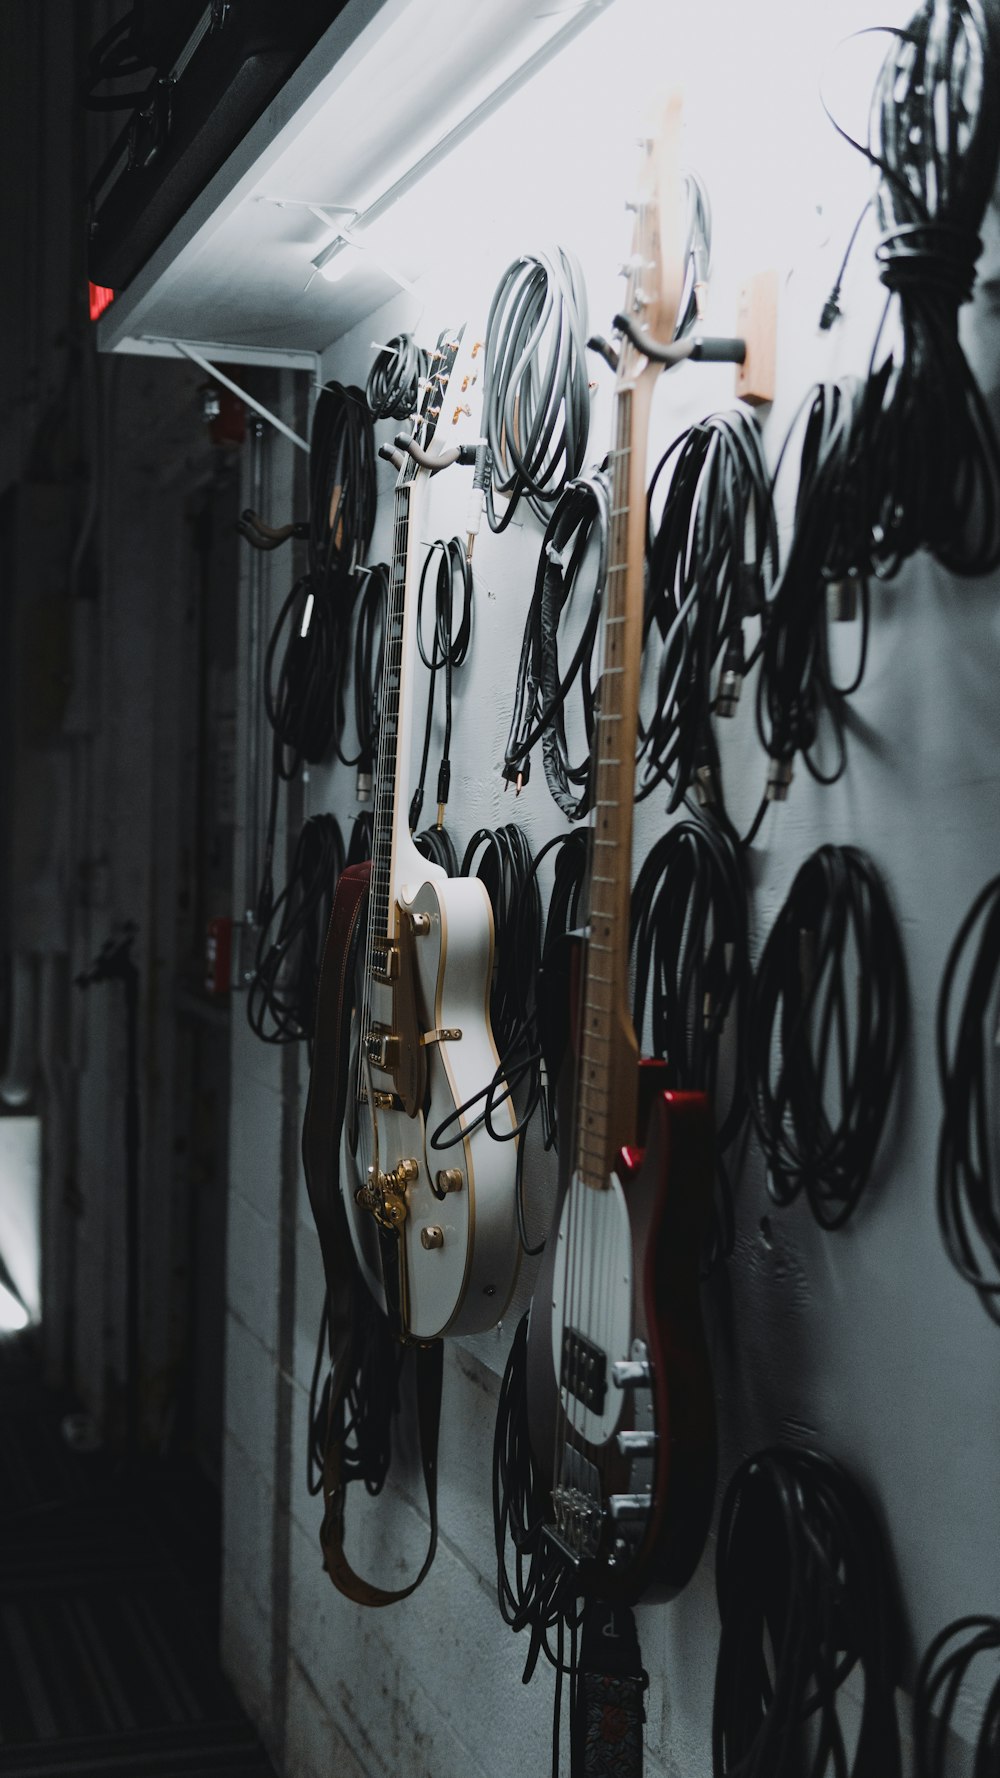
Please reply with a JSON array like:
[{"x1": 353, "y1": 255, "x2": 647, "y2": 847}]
[
  {"x1": 482, "y1": 248, "x2": 592, "y2": 532},
  {"x1": 247, "y1": 814, "x2": 344, "y2": 1049},
  {"x1": 502, "y1": 469, "x2": 609, "y2": 818},
  {"x1": 640, "y1": 408, "x2": 777, "y2": 825},
  {"x1": 832, "y1": 0, "x2": 1000, "y2": 576},
  {"x1": 337, "y1": 563, "x2": 387, "y2": 800},
  {"x1": 306, "y1": 1287, "x2": 405, "y2": 1501},
  {"x1": 747, "y1": 845, "x2": 907, "y2": 1229},
  {"x1": 493, "y1": 1313, "x2": 584, "y2": 1778},
  {"x1": 936, "y1": 873, "x2": 1000, "y2": 1322},
  {"x1": 713, "y1": 1446, "x2": 902, "y2": 1778},
  {"x1": 345, "y1": 810, "x2": 373, "y2": 867},
  {"x1": 365, "y1": 333, "x2": 430, "y2": 421},
  {"x1": 630, "y1": 820, "x2": 751, "y2": 1261},
  {"x1": 413, "y1": 825, "x2": 460, "y2": 876},
  {"x1": 756, "y1": 380, "x2": 870, "y2": 795},
  {"x1": 408, "y1": 538, "x2": 473, "y2": 834},
  {"x1": 914, "y1": 1615, "x2": 1000, "y2": 1776},
  {"x1": 262, "y1": 385, "x2": 377, "y2": 779},
  {"x1": 308, "y1": 381, "x2": 378, "y2": 591}
]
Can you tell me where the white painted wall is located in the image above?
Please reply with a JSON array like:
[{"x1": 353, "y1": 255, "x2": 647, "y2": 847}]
[{"x1": 221, "y1": 2, "x2": 1000, "y2": 1772}]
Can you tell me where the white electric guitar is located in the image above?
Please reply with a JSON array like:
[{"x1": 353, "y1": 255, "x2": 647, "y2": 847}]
[{"x1": 341, "y1": 328, "x2": 520, "y2": 1341}]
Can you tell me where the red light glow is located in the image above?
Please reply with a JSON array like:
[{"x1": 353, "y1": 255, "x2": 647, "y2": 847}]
[{"x1": 88, "y1": 282, "x2": 115, "y2": 323}]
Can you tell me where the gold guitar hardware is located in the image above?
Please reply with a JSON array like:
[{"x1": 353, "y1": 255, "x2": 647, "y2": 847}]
[
  {"x1": 420, "y1": 1027, "x2": 462, "y2": 1046},
  {"x1": 410, "y1": 912, "x2": 431, "y2": 937},
  {"x1": 435, "y1": 1168, "x2": 464, "y2": 1194},
  {"x1": 372, "y1": 939, "x2": 399, "y2": 983},
  {"x1": 371, "y1": 1089, "x2": 400, "y2": 1112},
  {"x1": 356, "y1": 1157, "x2": 418, "y2": 1230},
  {"x1": 420, "y1": 1226, "x2": 444, "y2": 1250}
]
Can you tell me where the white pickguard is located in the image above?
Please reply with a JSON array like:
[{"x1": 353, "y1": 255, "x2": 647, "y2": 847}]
[{"x1": 550, "y1": 1170, "x2": 633, "y2": 1447}]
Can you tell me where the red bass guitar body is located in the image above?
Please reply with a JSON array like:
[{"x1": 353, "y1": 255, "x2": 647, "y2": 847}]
[{"x1": 525, "y1": 1048, "x2": 716, "y2": 1603}]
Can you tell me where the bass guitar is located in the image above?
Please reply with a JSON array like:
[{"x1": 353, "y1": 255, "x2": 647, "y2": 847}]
[
  {"x1": 341, "y1": 328, "x2": 521, "y2": 1341},
  {"x1": 525, "y1": 99, "x2": 717, "y2": 1600}
]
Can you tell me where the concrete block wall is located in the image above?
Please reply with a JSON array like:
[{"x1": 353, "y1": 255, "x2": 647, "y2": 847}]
[{"x1": 220, "y1": 2, "x2": 1000, "y2": 1773}]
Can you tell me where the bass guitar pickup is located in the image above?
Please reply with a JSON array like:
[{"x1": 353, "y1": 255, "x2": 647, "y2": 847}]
[{"x1": 365, "y1": 1023, "x2": 400, "y2": 1072}]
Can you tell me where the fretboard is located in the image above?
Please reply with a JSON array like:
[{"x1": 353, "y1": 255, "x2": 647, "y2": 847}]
[
  {"x1": 574, "y1": 380, "x2": 652, "y2": 1189},
  {"x1": 369, "y1": 479, "x2": 411, "y2": 941}
]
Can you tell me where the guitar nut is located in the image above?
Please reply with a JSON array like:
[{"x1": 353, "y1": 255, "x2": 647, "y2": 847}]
[{"x1": 420, "y1": 1226, "x2": 444, "y2": 1250}]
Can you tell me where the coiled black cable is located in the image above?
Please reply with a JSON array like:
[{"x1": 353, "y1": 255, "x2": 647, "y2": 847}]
[
  {"x1": 827, "y1": 0, "x2": 1000, "y2": 576},
  {"x1": 308, "y1": 381, "x2": 378, "y2": 593},
  {"x1": 365, "y1": 333, "x2": 429, "y2": 421},
  {"x1": 502, "y1": 469, "x2": 609, "y2": 819},
  {"x1": 307, "y1": 1287, "x2": 405, "y2": 1501},
  {"x1": 345, "y1": 810, "x2": 373, "y2": 867},
  {"x1": 936, "y1": 872, "x2": 1000, "y2": 1322},
  {"x1": 493, "y1": 1312, "x2": 583, "y2": 1778},
  {"x1": 756, "y1": 380, "x2": 870, "y2": 793},
  {"x1": 337, "y1": 563, "x2": 387, "y2": 796},
  {"x1": 413, "y1": 825, "x2": 460, "y2": 876},
  {"x1": 713, "y1": 1445, "x2": 902, "y2": 1778},
  {"x1": 630, "y1": 820, "x2": 751, "y2": 1261},
  {"x1": 482, "y1": 248, "x2": 592, "y2": 531},
  {"x1": 747, "y1": 845, "x2": 907, "y2": 1229},
  {"x1": 408, "y1": 539, "x2": 473, "y2": 834},
  {"x1": 640, "y1": 408, "x2": 777, "y2": 829},
  {"x1": 247, "y1": 815, "x2": 344, "y2": 1050},
  {"x1": 914, "y1": 1615, "x2": 1000, "y2": 1778}
]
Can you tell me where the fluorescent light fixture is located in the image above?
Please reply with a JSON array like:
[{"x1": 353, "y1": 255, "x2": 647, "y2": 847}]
[
  {"x1": 0, "y1": 1277, "x2": 29, "y2": 1335},
  {"x1": 312, "y1": 236, "x2": 366, "y2": 284}
]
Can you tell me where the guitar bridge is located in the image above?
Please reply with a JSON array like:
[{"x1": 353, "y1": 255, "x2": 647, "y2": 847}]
[{"x1": 551, "y1": 1445, "x2": 603, "y2": 1560}]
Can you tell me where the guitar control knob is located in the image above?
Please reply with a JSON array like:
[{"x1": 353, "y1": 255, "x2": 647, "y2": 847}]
[
  {"x1": 616, "y1": 1430, "x2": 658, "y2": 1454},
  {"x1": 421, "y1": 1226, "x2": 444, "y2": 1250},
  {"x1": 612, "y1": 1359, "x2": 652, "y2": 1387},
  {"x1": 609, "y1": 1493, "x2": 652, "y2": 1521},
  {"x1": 436, "y1": 1168, "x2": 463, "y2": 1194}
]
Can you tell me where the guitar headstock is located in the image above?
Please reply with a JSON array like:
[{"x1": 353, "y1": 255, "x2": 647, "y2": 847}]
[
  {"x1": 400, "y1": 323, "x2": 466, "y2": 482},
  {"x1": 617, "y1": 91, "x2": 685, "y2": 383}
]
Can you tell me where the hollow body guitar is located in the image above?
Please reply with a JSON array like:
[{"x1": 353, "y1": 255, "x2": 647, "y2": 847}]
[
  {"x1": 341, "y1": 330, "x2": 519, "y2": 1341},
  {"x1": 525, "y1": 102, "x2": 717, "y2": 1601}
]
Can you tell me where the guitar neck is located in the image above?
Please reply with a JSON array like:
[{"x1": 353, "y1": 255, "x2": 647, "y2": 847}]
[
  {"x1": 575, "y1": 373, "x2": 657, "y2": 1190},
  {"x1": 369, "y1": 473, "x2": 427, "y2": 942}
]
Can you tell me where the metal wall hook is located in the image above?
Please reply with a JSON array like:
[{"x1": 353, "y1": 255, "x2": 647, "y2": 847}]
[{"x1": 612, "y1": 311, "x2": 746, "y2": 370}]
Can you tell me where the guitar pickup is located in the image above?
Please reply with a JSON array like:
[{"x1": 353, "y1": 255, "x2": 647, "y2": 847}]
[
  {"x1": 366, "y1": 1024, "x2": 400, "y2": 1072},
  {"x1": 371, "y1": 939, "x2": 400, "y2": 983},
  {"x1": 561, "y1": 1327, "x2": 608, "y2": 1413}
]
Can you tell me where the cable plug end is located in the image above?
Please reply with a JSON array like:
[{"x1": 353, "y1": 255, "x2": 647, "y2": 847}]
[
  {"x1": 502, "y1": 757, "x2": 529, "y2": 794},
  {"x1": 356, "y1": 769, "x2": 372, "y2": 803},
  {"x1": 715, "y1": 667, "x2": 743, "y2": 718},
  {"x1": 767, "y1": 758, "x2": 793, "y2": 802},
  {"x1": 694, "y1": 763, "x2": 719, "y2": 808},
  {"x1": 826, "y1": 572, "x2": 859, "y2": 623},
  {"x1": 819, "y1": 291, "x2": 842, "y2": 332}
]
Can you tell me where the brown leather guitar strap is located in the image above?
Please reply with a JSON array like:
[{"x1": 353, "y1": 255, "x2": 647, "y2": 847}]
[
  {"x1": 319, "y1": 1338, "x2": 442, "y2": 1607},
  {"x1": 302, "y1": 858, "x2": 443, "y2": 1606},
  {"x1": 302, "y1": 860, "x2": 372, "y2": 1388}
]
